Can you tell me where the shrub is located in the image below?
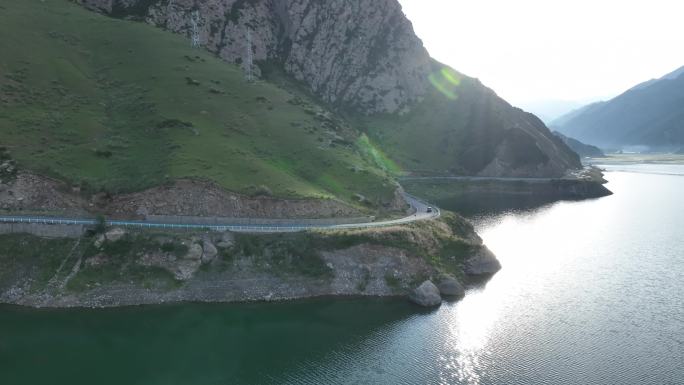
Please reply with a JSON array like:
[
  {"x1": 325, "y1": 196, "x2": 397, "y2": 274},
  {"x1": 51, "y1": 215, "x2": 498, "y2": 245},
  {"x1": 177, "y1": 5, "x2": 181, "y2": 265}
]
[{"x1": 94, "y1": 214, "x2": 106, "y2": 234}]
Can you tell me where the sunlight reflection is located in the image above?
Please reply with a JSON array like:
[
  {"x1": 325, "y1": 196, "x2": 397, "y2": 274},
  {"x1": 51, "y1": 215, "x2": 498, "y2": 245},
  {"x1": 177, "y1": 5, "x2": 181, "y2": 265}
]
[
  {"x1": 442, "y1": 288, "x2": 502, "y2": 385},
  {"x1": 355, "y1": 134, "x2": 401, "y2": 174},
  {"x1": 438, "y1": 207, "x2": 589, "y2": 385}
]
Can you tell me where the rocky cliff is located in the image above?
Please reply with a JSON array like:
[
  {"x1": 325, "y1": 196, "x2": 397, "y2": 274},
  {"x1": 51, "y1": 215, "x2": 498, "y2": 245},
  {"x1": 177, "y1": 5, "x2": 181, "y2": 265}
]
[{"x1": 78, "y1": 0, "x2": 432, "y2": 114}]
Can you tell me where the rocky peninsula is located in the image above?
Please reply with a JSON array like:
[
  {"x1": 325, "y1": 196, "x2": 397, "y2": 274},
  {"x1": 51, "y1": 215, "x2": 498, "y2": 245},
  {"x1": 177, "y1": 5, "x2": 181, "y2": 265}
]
[{"x1": 0, "y1": 211, "x2": 500, "y2": 308}]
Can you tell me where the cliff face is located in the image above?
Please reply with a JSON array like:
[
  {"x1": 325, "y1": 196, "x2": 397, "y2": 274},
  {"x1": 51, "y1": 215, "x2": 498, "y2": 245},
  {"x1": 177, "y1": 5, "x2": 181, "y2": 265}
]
[{"x1": 78, "y1": 0, "x2": 432, "y2": 114}]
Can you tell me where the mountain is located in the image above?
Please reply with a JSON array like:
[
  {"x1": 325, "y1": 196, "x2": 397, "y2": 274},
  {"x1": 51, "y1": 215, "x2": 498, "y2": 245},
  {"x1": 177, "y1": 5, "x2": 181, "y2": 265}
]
[
  {"x1": 551, "y1": 102, "x2": 606, "y2": 128},
  {"x1": 552, "y1": 66, "x2": 684, "y2": 150},
  {"x1": 81, "y1": 0, "x2": 581, "y2": 177},
  {"x1": 553, "y1": 132, "x2": 604, "y2": 158},
  {"x1": 0, "y1": 0, "x2": 580, "y2": 216},
  {"x1": 629, "y1": 66, "x2": 684, "y2": 91},
  {"x1": 519, "y1": 99, "x2": 585, "y2": 124}
]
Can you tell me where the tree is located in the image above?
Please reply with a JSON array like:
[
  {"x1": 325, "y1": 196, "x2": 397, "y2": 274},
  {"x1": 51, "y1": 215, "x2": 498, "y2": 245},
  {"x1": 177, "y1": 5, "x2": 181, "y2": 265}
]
[{"x1": 94, "y1": 214, "x2": 106, "y2": 234}]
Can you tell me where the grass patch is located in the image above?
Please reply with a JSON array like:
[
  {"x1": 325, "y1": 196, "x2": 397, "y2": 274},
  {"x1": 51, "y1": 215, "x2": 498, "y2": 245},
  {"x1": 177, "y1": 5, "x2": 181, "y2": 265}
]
[
  {"x1": 0, "y1": 0, "x2": 395, "y2": 208},
  {"x1": 0, "y1": 234, "x2": 79, "y2": 292},
  {"x1": 230, "y1": 233, "x2": 333, "y2": 278},
  {"x1": 160, "y1": 241, "x2": 189, "y2": 257},
  {"x1": 384, "y1": 273, "x2": 402, "y2": 290},
  {"x1": 68, "y1": 234, "x2": 180, "y2": 292}
]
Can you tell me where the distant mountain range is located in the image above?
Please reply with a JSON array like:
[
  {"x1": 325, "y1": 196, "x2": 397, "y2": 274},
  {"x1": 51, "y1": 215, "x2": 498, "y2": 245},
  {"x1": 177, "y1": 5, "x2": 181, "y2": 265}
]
[
  {"x1": 552, "y1": 66, "x2": 684, "y2": 150},
  {"x1": 519, "y1": 99, "x2": 586, "y2": 124}
]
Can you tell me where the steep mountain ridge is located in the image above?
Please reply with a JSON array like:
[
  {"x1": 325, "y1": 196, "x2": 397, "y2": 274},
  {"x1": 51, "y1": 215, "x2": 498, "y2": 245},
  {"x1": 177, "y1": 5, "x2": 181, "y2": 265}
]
[
  {"x1": 629, "y1": 65, "x2": 684, "y2": 91},
  {"x1": 79, "y1": 0, "x2": 432, "y2": 114}
]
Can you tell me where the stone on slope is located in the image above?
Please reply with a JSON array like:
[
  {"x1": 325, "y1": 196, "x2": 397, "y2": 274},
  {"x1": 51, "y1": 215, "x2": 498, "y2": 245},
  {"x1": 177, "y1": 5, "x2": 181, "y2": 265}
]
[
  {"x1": 104, "y1": 227, "x2": 126, "y2": 242},
  {"x1": 216, "y1": 232, "x2": 235, "y2": 248},
  {"x1": 201, "y1": 239, "x2": 218, "y2": 264},
  {"x1": 185, "y1": 243, "x2": 204, "y2": 261}
]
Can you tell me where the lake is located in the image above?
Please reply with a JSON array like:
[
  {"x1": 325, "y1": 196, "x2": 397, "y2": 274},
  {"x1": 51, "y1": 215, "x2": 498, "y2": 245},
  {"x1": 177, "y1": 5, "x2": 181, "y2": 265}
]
[{"x1": 1, "y1": 164, "x2": 682, "y2": 385}]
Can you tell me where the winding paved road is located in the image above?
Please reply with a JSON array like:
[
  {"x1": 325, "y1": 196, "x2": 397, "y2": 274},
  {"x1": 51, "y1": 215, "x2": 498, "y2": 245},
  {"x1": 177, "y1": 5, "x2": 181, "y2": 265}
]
[
  {"x1": 400, "y1": 176, "x2": 558, "y2": 182},
  {"x1": 0, "y1": 194, "x2": 439, "y2": 233}
]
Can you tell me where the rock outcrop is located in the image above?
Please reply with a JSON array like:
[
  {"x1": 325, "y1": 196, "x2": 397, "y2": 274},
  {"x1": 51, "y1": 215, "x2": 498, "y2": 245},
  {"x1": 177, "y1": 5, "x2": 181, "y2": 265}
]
[
  {"x1": 77, "y1": 0, "x2": 432, "y2": 114},
  {"x1": 94, "y1": 228, "x2": 127, "y2": 248},
  {"x1": 322, "y1": 244, "x2": 433, "y2": 296},
  {"x1": 186, "y1": 243, "x2": 204, "y2": 261},
  {"x1": 464, "y1": 247, "x2": 501, "y2": 275},
  {"x1": 409, "y1": 280, "x2": 442, "y2": 307},
  {"x1": 201, "y1": 238, "x2": 218, "y2": 264}
]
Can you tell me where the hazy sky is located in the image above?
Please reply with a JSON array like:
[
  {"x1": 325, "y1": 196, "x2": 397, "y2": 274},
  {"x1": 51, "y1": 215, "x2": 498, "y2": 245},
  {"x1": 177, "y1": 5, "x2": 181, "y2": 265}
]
[{"x1": 398, "y1": 0, "x2": 684, "y2": 110}]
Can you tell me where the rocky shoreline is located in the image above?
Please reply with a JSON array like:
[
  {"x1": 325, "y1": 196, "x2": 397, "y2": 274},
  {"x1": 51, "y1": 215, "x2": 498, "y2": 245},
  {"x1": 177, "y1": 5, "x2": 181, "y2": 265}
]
[
  {"x1": 0, "y1": 213, "x2": 501, "y2": 309},
  {"x1": 403, "y1": 176, "x2": 612, "y2": 216}
]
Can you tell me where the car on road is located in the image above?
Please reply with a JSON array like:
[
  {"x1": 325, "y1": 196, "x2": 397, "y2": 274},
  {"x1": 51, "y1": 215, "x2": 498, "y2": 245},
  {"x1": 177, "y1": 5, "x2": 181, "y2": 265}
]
[{"x1": 426, "y1": 207, "x2": 433, "y2": 213}]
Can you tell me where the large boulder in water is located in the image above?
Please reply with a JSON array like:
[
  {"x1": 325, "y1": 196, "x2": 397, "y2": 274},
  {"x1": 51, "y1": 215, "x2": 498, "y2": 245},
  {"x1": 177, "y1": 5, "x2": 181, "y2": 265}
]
[
  {"x1": 464, "y1": 247, "x2": 501, "y2": 275},
  {"x1": 409, "y1": 280, "x2": 442, "y2": 307},
  {"x1": 437, "y1": 276, "x2": 465, "y2": 297}
]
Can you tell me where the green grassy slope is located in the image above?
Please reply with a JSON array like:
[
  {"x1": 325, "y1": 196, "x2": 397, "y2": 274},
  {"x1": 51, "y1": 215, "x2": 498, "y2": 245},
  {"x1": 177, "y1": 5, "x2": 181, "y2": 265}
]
[{"x1": 0, "y1": 0, "x2": 396, "y2": 207}]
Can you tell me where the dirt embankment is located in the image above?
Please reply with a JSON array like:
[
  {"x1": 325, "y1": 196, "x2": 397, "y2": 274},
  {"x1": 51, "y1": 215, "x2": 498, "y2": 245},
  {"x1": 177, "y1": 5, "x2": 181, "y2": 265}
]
[
  {"x1": 0, "y1": 172, "x2": 369, "y2": 219},
  {"x1": 0, "y1": 173, "x2": 88, "y2": 215}
]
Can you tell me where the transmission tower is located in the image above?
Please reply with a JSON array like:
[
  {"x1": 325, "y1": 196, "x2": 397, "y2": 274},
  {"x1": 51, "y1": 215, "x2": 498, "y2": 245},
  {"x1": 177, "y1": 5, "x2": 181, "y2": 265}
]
[
  {"x1": 245, "y1": 29, "x2": 254, "y2": 82},
  {"x1": 190, "y1": 10, "x2": 200, "y2": 48}
]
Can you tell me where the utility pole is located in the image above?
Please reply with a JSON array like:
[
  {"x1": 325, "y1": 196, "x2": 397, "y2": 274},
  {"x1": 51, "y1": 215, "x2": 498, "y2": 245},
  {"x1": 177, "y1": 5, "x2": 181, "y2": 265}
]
[
  {"x1": 245, "y1": 28, "x2": 254, "y2": 82},
  {"x1": 190, "y1": 10, "x2": 200, "y2": 48}
]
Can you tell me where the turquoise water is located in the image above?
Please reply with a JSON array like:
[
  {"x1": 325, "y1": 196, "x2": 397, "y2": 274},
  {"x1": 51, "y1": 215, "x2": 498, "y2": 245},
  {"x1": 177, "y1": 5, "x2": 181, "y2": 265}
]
[{"x1": 1, "y1": 165, "x2": 683, "y2": 384}]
